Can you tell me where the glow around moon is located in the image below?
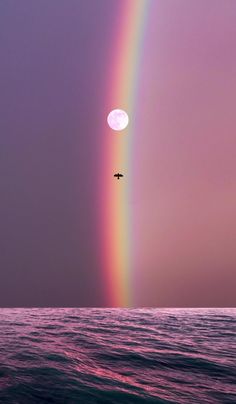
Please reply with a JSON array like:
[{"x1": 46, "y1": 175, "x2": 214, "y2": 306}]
[{"x1": 107, "y1": 109, "x2": 129, "y2": 131}]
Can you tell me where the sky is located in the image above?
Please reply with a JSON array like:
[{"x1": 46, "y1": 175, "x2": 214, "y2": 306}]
[{"x1": 0, "y1": 0, "x2": 235, "y2": 307}]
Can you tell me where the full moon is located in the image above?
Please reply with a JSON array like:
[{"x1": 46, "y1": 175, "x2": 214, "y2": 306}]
[{"x1": 107, "y1": 109, "x2": 129, "y2": 131}]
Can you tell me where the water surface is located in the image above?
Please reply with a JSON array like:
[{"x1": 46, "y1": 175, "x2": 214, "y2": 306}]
[{"x1": 0, "y1": 308, "x2": 235, "y2": 403}]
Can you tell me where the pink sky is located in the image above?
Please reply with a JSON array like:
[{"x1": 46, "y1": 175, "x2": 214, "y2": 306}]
[{"x1": 132, "y1": 0, "x2": 236, "y2": 306}]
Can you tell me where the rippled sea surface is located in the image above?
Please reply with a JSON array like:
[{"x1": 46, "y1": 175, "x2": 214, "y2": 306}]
[{"x1": 0, "y1": 308, "x2": 235, "y2": 403}]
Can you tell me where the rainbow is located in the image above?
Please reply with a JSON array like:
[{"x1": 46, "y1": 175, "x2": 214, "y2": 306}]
[{"x1": 102, "y1": 0, "x2": 150, "y2": 307}]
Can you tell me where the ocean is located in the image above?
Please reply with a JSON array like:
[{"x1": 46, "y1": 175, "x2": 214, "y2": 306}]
[{"x1": 0, "y1": 308, "x2": 235, "y2": 403}]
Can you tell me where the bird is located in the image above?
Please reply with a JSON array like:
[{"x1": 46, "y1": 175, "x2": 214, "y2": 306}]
[{"x1": 114, "y1": 173, "x2": 123, "y2": 180}]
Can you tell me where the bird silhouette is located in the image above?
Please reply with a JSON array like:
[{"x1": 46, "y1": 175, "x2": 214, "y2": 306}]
[{"x1": 114, "y1": 173, "x2": 124, "y2": 180}]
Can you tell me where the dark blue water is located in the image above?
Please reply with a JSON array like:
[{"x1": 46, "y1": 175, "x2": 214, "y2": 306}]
[{"x1": 0, "y1": 308, "x2": 235, "y2": 403}]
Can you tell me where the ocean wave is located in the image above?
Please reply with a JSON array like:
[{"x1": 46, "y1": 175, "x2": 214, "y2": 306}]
[{"x1": 0, "y1": 308, "x2": 235, "y2": 403}]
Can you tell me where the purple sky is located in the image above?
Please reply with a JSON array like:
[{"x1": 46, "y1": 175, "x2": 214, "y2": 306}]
[
  {"x1": 0, "y1": 0, "x2": 118, "y2": 306},
  {"x1": 0, "y1": 0, "x2": 235, "y2": 306},
  {"x1": 133, "y1": 0, "x2": 236, "y2": 306}
]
